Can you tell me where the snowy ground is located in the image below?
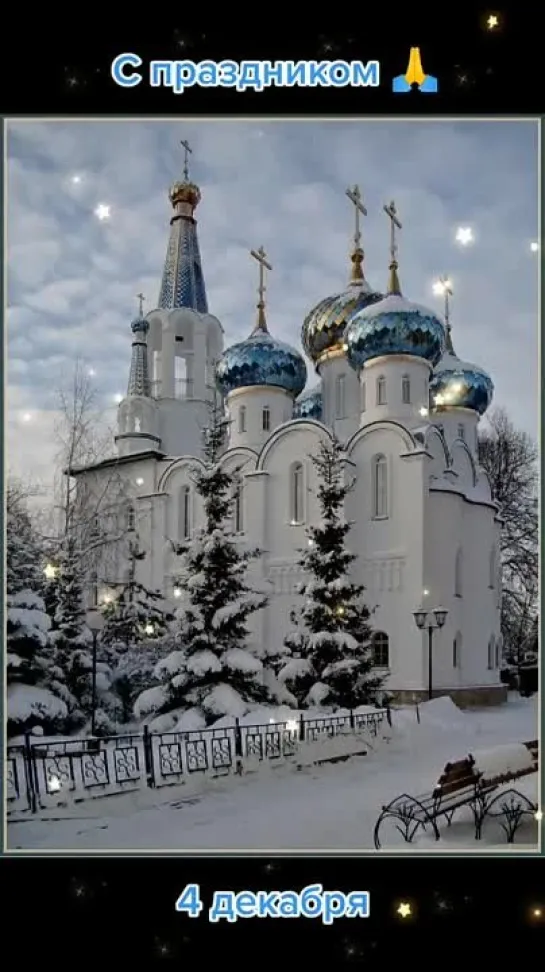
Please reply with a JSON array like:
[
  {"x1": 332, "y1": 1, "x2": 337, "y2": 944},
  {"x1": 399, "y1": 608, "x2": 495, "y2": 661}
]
[{"x1": 8, "y1": 694, "x2": 539, "y2": 852}]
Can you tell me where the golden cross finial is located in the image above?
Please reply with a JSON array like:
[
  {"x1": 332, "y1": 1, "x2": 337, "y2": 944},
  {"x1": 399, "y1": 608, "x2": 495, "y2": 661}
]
[
  {"x1": 438, "y1": 276, "x2": 454, "y2": 351},
  {"x1": 137, "y1": 292, "x2": 145, "y2": 317},
  {"x1": 180, "y1": 138, "x2": 192, "y2": 181},
  {"x1": 383, "y1": 201, "x2": 403, "y2": 294},
  {"x1": 250, "y1": 246, "x2": 272, "y2": 331},
  {"x1": 345, "y1": 185, "x2": 367, "y2": 250}
]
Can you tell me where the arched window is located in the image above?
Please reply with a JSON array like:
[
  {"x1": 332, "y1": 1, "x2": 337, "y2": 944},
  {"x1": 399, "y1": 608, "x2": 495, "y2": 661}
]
[
  {"x1": 134, "y1": 416, "x2": 141, "y2": 433},
  {"x1": 454, "y1": 548, "x2": 463, "y2": 597},
  {"x1": 401, "y1": 374, "x2": 411, "y2": 404},
  {"x1": 180, "y1": 486, "x2": 191, "y2": 540},
  {"x1": 262, "y1": 406, "x2": 271, "y2": 432},
  {"x1": 372, "y1": 631, "x2": 389, "y2": 668},
  {"x1": 487, "y1": 635, "x2": 495, "y2": 670},
  {"x1": 233, "y1": 485, "x2": 243, "y2": 533},
  {"x1": 335, "y1": 375, "x2": 346, "y2": 418},
  {"x1": 453, "y1": 631, "x2": 462, "y2": 668},
  {"x1": 495, "y1": 636, "x2": 501, "y2": 668},
  {"x1": 372, "y1": 454, "x2": 388, "y2": 519},
  {"x1": 291, "y1": 462, "x2": 304, "y2": 524},
  {"x1": 488, "y1": 547, "x2": 496, "y2": 588},
  {"x1": 175, "y1": 356, "x2": 187, "y2": 399},
  {"x1": 361, "y1": 382, "x2": 366, "y2": 412},
  {"x1": 376, "y1": 375, "x2": 387, "y2": 406},
  {"x1": 238, "y1": 406, "x2": 246, "y2": 433}
]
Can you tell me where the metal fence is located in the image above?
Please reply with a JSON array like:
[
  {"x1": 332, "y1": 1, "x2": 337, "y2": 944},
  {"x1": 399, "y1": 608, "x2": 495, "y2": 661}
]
[{"x1": 7, "y1": 708, "x2": 389, "y2": 815}]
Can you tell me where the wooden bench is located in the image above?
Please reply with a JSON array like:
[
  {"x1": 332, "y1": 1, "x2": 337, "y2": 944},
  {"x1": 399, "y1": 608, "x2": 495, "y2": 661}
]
[{"x1": 373, "y1": 739, "x2": 538, "y2": 849}]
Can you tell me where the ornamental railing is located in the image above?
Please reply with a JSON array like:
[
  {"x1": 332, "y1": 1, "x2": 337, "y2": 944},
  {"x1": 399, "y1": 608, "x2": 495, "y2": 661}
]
[{"x1": 7, "y1": 708, "x2": 389, "y2": 815}]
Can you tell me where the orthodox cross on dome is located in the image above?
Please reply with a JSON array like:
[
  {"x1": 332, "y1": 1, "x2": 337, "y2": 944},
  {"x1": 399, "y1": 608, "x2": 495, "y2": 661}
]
[
  {"x1": 345, "y1": 184, "x2": 367, "y2": 282},
  {"x1": 137, "y1": 292, "x2": 146, "y2": 317},
  {"x1": 250, "y1": 245, "x2": 273, "y2": 332},
  {"x1": 438, "y1": 275, "x2": 454, "y2": 351},
  {"x1": 383, "y1": 200, "x2": 403, "y2": 294},
  {"x1": 180, "y1": 138, "x2": 192, "y2": 181}
]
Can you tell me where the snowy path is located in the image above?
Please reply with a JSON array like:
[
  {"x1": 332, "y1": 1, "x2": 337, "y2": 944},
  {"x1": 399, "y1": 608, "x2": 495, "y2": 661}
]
[{"x1": 8, "y1": 696, "x2": 539, "y2": 852}]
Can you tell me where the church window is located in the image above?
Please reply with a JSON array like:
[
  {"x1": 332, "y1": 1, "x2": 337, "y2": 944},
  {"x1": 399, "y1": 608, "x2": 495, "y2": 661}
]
[
  {"x1": 454, "y1": 548, "x2": 463, "y2": 597},
  {"x1": 487, "y1": 635, "x2": 495, "y2": 670},
  {"x1": 495, "y1": 636, "x2": 501, "y2": 668},
  {"x1": 453, "y1": 632, "x2": 462, "y2": 668},
  {"x1": 181, "y1": 486, "x2": 191, "y2": 540},
  {"x1": 376, "y1": 375, "x2": 387, "y2": 405},
  {"x1": 262, "y1": 406, "x2": 271, "y2": 432},
  {"x1": 361, "y1": 382, "x2": 366, "y2": 412},
  {"x1": 152, "y1": 351, "x2": 162, "y2": 398},
  {"x1": 335, "y1": 375, "x2": 346, "y2": 418},
  {"x1": 127, "y1": 505, "x2": 135, "y2": 532},
  {"x1": 134, "y1": 416, "x2": 141, "y2": 433},
  {"x1": 457, "y1": 423, "x2": 465, "y2": 440},
  {"x1": 372, "y1": 631, "x2": 389, "y2": 668},
  {"x1": 238, "y1": 406, "x2": 247, "y2": 433},
  {"x1": 488, "y1": 547, "x2": 496, "y2": 588},
  {"x1": 372, "y1": 454, "x2": 388, "y2": 518},
  {"x1": 175, "y1": 356, "x2": 187, "y2": 399},
  {"x1": 401, "y1": 374, "x2": 411, "y2": 404},
  {"x1": 291, "y1": 462, "x2": 304, "y2": 523},
  {"x1": 233, "y1": 485, "x2": 244, "y2": 533}
]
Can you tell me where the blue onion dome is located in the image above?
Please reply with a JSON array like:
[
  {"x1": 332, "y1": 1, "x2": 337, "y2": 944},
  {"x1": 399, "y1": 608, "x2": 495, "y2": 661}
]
[
  {"x1": 302, "y1": 246, "x2": 383, "y2": 366},
  {"x1": 216, "y1": 303, "x2": 306, "y2": 399},
  {"x1": 345, "y1": 254, "x2": 446, "y2": 371},
  {"x1": 430, "y1": 326, "x2": 493, "y2": 416},
  {"x1": 294, "y1": 385, "x2": 323, "y2": 421}
]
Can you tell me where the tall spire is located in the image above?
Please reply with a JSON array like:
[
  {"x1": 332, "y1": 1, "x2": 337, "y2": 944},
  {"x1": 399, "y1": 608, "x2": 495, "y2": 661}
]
[
  {"x1": 437, "y1": 275, "x2": 454, "y2": 351},
  {"x1": 157, "y1": 138, "x2": 208, "y2": 313},
  {"x1": 383, "y1": 200, "x2": 402, "y2": 295},
  {"x1": 345, "y1": 185, "x2": 367, "y2": 284},
  {"x1": 250, "y1": 246, "x2": 272, "y2": 332},
  {"x1": 127, "y1": 294, "x2": 151, "y2": 397}
]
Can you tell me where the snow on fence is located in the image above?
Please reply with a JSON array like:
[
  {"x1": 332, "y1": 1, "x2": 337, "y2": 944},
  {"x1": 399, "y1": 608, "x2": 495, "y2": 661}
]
[{"x1": 7, "y1": 708, "x2": 389, "y2": 814}]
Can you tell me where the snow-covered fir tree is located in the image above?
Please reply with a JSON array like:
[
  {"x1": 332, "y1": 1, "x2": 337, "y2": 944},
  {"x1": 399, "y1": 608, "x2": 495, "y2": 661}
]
[
  {"x1": 6, "y1": 484, "x2": 67, "y2": 736},
  {"x1": 51, "y1": 535, "x2": 119, "y2": 734},
  {"x1": 6, "y1": 482, "x2": 44, "y2": 596},
  {"x1": 101, "y1": 538, "x2": 171, "y2": 659},
  {"x1": 134, "y1": 401, "x2": 270, "y2": 729},
  {"x1": 7, "y1": 589, "x2": 68, "y2": 737},
  {"x1": 112, "y1": 636, "x2": 170, "y2": 724},
  {"x1": 279, "y1": 436, "x2": 383, "y2": 710}
]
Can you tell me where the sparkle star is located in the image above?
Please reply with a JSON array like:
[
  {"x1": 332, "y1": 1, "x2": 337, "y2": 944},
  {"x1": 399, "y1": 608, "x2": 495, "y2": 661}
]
[
  {"x1": 397, "y1": 901, "x2": 412, "y2": 918},
  {"x1": 487, "y1": 14, "x2": 499, "y2": 29},
  {"x1": 94, "y1": 203, "x2": 111, "y2": 221},
  {"x1": 71, "y1": 174, "x2": 82, "y2": 184},
  {"x1": 456, "y1": 226, "x2": 474, "y2": 246},
  {"x1": 530, "y1": 242, "x2": 539, "y2": 253}
]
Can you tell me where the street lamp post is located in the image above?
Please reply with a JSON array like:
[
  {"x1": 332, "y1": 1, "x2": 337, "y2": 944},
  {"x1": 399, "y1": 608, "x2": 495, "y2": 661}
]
[
  {"x1": 413, "y1": 605, "x2": 448, "y2": 700},
  {"x1": 86, "y1": 610, "x2": 105, "y2": 736}
]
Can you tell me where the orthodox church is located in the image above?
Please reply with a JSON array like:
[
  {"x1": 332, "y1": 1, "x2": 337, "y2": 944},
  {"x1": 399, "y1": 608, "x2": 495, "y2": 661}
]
[{"x1": 74, "y1": 150, "x2": 506, "y2": 707}]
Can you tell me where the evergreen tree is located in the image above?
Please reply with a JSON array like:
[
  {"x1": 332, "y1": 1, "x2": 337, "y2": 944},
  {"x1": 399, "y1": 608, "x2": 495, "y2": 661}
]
[
  {"x1": 112, "y1": 636, "x2": 170, "y2": 724},
  {"x1": 101, "y1": 538, "x2": 171, "y2": 659},
  {"x1": 279, "y1": 436, "x2": 383, "y2": 709},
  {"x1": 51, "y1": 535, "x2": 118, "y2": 734},
  {"x1": 134, "y1": 401, "x2": 270, "y2": 728},
  {"x1": 6, "y1": 482, "x2": 44, "y2": 596},
  {"x1": 7, "y1": 590, "x2": 68, "y2": 737}
]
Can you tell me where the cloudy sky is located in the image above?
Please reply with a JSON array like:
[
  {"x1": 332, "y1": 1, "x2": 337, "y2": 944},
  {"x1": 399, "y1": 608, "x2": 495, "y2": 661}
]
[{"x1": 7, "y1": 119, "x2": 539, "y2": 493}]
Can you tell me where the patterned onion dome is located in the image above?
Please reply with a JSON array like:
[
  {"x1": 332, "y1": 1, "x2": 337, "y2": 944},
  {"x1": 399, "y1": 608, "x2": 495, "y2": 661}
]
[
  {"x1": 430, "y1": 351, "x2": 494, "y2": 416},
  {"x1": 293, "y1": 385, "x2": 323, "y2": 421},
  {"x1": 216, "y1": 328, "x2": 307, "y2": 398},
  {"x1": 345, "y1": 292, "x2": 446, "y2": 370},
  {"x1": 302, "y1": 278, "x2": 384, "y2": 364}
]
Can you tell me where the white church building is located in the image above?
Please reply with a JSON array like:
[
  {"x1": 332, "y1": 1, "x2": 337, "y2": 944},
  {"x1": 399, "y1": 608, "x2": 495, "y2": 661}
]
[{"x1": 73, "y1": 156, "x2": 506, "y2": 707}]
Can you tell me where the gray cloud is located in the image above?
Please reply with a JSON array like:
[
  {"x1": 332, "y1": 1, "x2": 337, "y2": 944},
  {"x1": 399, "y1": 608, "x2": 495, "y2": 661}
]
[{"x1": 7, "y1": 119, "x2": 539, "y2": 490}]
